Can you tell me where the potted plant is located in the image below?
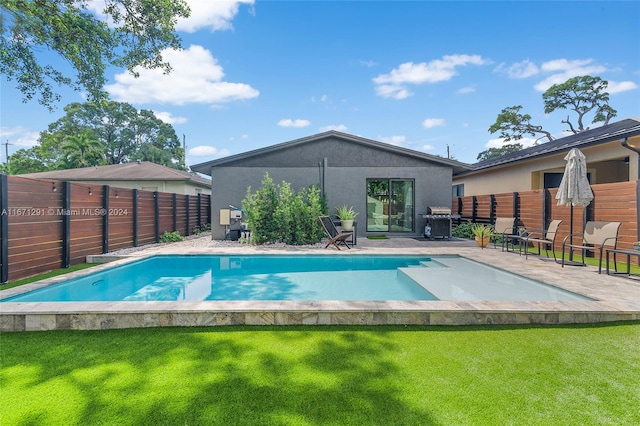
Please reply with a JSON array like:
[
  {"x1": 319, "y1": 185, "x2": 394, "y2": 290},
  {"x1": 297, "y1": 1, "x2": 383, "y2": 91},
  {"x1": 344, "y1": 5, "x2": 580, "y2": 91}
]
[
  {"x1": 335, "y1": 204, "x2": 358, "y2": 231},
  {"x1": 471, "y1": 223, "x2": 493, "y2": 248}
]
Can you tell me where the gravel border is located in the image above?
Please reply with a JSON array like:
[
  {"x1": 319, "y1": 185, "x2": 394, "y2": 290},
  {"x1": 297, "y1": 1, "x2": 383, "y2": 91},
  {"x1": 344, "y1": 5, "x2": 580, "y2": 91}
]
[{"x1": 105, "y1": 231, "x2": 326, "y2": 255}]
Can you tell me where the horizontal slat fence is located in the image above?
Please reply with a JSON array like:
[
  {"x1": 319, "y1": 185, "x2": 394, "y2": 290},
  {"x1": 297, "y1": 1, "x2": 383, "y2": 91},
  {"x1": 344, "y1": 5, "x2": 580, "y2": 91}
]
[
  {"x1": 0, "y1": 176, "x2": 211, "y2": 283},
  {"x1": 453, "y1": 181, "x2": 639, "y2": 260}
]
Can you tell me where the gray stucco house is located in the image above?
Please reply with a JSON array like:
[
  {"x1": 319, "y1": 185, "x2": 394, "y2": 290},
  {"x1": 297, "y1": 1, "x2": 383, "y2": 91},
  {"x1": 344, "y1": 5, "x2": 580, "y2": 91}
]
[{"x1": 191, "y1": 131, "x2": 471, "y2": 239}]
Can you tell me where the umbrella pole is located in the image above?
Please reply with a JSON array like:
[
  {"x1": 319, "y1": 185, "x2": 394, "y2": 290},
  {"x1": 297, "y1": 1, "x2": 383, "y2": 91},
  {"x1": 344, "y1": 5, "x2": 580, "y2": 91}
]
[{"x1": 569, "y1": 204, "x2": 574, "y2": 261}]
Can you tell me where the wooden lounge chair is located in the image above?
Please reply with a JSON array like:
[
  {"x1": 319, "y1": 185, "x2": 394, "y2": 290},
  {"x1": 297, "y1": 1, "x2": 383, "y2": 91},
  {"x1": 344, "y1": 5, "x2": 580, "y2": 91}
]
[
  {"x1": 519, "y1": 219, "x2": 562, "y2": 260},
  {"x1": 561, "y1": 221, "x2": 621, "y2": 273},
  {"x1": 490, "y1": 217, "x2": 516, "y2": 251},
  {"x1": 318, "y1": 216, "x2": 353, "y2": 250}
]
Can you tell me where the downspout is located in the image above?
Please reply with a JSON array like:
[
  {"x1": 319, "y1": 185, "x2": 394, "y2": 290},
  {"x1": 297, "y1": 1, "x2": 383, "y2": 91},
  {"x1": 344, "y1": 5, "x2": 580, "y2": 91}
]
[
  {"x1": 322, "y1": 158, "x2": 327, "y2": 199},
  {"x1": 621, "y1": 137, "x2": 640, "y2": 181}
]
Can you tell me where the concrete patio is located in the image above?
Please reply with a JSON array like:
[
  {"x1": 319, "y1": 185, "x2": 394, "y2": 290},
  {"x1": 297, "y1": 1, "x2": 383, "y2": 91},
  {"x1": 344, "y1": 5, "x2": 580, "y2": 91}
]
[{"x1": 2, "y1": 235, "x2": 640, "y2": 331}]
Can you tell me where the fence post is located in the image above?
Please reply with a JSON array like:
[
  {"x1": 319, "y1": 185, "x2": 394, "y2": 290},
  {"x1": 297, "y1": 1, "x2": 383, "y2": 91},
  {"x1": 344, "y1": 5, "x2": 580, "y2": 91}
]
[
  {"x1": 637, "y1": 181, "x2": 640, "y2": 242},
  {"x1": 185, "y1": 195, "x2": 190, "y2": 237},
  {"x1": 542, "y1": 189, "x2": 550, "y2": 231},
  {"x1": 513, "y1": 192, "x2": 520, "y2": 227},
  {"x1": 133, "y1": 189, "x2": 138, "y2": 247},
  {"x1": 172, "y1": 193, "x2": 177, "y2": 232},
  {"x1": 472, "y1": 196, "x2": 478, "y2": 222},
  {"x1": 489, "y1": 194, "x2": 496, "y2": 224},
  {"x1": 207, "y1": 194, "x2": 212, "y2": 225},
  {"x1": 0, "y1": 174, "x2": 8, "y2": 283},
  {"x1": 154, "y1": 191, "x2": 160, "y2": 243},
  {"x1": 62, "y1": 182, "x2": 70, "y2": 268},
  {"x1": 197, "y1": 193, "x2": 202, "y2": 229},
  {"x1": 102, "y1": 185, "x2": 109, "y2": 254}
]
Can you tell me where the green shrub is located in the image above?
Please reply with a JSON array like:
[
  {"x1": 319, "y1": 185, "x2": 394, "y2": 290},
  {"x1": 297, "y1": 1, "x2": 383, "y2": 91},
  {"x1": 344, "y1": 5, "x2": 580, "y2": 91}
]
[
  {"x1": 160, "y1": 231, "x2": 184, "y2": 243},
  {"x1": 192, "y1": 223, "x2": 211, "y2": 235},
  {"x1": 242, "y1": 173, "x2": 325, "y2": 245},
  {"x1": 452, "y1": 221, "x2": 473, "y2": 239}
]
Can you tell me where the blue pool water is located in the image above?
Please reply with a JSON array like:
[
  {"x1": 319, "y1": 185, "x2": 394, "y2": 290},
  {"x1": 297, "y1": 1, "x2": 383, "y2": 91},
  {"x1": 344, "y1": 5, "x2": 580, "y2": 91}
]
[{"x1": 1, "y1": 255, "x2": 591, "y2": 302}]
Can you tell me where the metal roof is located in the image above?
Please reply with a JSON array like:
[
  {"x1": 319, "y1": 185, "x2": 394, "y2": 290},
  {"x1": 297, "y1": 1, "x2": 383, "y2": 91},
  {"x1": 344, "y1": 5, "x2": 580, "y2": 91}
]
[
  {"x1": 191, "y1": 130, "x2": 472, "y2": 175},
  {"x1": 467, "y1": 118, "x2": 640, "y2": 172}
]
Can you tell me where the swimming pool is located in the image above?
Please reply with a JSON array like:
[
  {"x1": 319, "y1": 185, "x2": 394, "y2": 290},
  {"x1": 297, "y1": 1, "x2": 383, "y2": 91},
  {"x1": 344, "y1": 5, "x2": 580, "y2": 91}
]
[{"x1": 2, "y1": 255, "x2": 591, "y2": 302}]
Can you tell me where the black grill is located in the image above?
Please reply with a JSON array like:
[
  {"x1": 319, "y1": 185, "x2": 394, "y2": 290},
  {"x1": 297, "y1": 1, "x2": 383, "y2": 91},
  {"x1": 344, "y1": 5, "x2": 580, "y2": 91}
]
[{"x1": 421, "y1": 207, "x2": 459, "y2": 240}]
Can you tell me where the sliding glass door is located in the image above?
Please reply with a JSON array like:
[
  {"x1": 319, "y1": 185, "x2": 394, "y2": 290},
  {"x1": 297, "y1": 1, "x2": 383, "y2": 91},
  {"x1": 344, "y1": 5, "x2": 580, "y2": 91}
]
[{"x1": 366, "y1": 179, "x2": 414, "y2": 232}]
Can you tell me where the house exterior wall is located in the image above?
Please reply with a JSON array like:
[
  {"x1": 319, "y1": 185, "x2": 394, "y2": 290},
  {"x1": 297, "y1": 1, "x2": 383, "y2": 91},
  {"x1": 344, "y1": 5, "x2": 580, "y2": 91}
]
[
  {"x1": 453, "y1": 140, "x2": 638, "y2": 196},
  {"x1": 209, "y1": 145, "x2": 453, "y2": 240}
]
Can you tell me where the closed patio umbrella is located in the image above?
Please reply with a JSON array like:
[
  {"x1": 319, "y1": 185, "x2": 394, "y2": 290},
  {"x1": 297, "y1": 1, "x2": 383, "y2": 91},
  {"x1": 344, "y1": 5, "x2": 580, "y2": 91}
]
[{"x1": 555, "y1": 148, "x2": 594, "y2": 258}]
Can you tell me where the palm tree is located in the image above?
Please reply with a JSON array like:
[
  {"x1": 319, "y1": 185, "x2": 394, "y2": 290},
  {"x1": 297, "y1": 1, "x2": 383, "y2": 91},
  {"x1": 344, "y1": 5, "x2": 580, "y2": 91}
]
[{"x1": 60, "y1": 131, "x2": 105, "y2": 168}]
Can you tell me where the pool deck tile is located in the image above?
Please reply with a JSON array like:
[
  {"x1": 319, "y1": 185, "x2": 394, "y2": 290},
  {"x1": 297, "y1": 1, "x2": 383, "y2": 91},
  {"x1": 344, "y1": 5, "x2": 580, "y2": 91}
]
[{"x1": 2, "y1": 237, "x2": 640, "y2": 331}]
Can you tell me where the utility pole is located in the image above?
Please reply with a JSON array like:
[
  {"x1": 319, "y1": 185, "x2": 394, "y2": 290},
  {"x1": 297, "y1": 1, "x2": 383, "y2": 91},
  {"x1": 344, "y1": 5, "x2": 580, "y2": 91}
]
[
  {"x1": 182, "y1": 133, "x2": 187, "y2": 169},
  {"x1": 3, "y1": 140, "x2": 12, "y2": 174}
]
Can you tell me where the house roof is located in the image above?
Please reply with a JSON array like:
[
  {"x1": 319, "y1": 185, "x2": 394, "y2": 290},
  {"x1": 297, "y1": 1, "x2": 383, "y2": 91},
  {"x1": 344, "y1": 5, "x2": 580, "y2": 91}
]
[
  {"x1": 466, "y1": 118, "x2": 640, "y2": 173},
  {"x1": 191, "y1": 130, "x2": 472, "y2": 175},
  {"x1": 20, "y1": 161, "x2": 211, "y2": 188}
]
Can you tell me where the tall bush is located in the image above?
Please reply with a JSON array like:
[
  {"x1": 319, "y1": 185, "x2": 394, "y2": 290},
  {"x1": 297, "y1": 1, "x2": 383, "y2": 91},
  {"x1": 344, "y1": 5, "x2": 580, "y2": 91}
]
[{"x1": 242, "y1": 173, "x2": 325, "y2": 245}]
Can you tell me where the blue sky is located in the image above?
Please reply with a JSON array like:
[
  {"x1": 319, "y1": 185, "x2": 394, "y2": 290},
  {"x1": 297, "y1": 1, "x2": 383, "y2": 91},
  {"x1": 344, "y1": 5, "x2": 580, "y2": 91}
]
[{"x1": 1, "y1": 0, "x2": 639, "y2": 166}]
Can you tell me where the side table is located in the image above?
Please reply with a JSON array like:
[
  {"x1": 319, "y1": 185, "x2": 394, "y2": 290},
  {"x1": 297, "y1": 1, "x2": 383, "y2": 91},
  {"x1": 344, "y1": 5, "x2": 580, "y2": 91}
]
[{"x1": 605, "y1": 248, "x2": 640, "y2": 277}]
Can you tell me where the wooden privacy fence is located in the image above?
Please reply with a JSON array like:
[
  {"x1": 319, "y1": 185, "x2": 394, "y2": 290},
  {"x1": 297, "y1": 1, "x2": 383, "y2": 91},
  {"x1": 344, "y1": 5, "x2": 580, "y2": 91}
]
[
  {"x1": 0, "y1": 176, "x2": 211, "y2": 283},
  {"x1": 452, "y1": 180, "x2": 639, "y2": 255}
]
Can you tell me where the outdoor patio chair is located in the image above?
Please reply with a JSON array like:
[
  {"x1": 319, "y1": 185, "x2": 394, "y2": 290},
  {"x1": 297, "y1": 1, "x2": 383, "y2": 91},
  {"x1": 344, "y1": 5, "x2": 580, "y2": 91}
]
[
  {"x1": 519, "y1": 219, "x2": 562, "y2": 260},
  {"x1": 489, "y1": 217, "x2": 516, "y2": 251},
  {"x1": 561, "y1": 221, "x2": 621, "y2": 273},
  {"x1": 318, "y1": 216, "x2": 353, "y2": 250}
]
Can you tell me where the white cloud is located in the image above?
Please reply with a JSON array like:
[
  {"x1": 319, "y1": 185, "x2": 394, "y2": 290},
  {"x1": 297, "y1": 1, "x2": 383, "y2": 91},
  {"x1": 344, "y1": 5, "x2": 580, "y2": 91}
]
[
  {"x1": 495, "y1": 59, "x2": 539, "y2": 79},
  {"x1": 359, "y1": 60, "x2": 377, "y2": 68},
  {"x1": 87, "y1": 0, "x2": 254, "y2": 33},
  {"x1": 457, "y1": 86, "x2": 476, "y2": 94},
  {"x1": 319, "y1": 124, "x2": 348, "y2": 132},
  {"x1": 373, "y1": 54, "x2": 487, "y2": 99},
  {"x1": 374, "y1": 84, "x2": 412, "y2": 100},
  {"x1": 534, "y1": 58, "x2": 606, "y2": 92},
  {"x1": 177, "y1": 0, "x2": 255, "y2": 33},
  {"x1": 153, "y1": 111, "x2": 188, "y2": 125},
  {"x1": 422, "y1": 118, "x2": 445, "y2": 129},
  {"x1": 189, "y1": 145, "x2": 231, "y2": 157},
  {"x1": 379, "y1": 135, "x2": 406, "y2": 146},
  {"x1": 0, "y1": 126, "x2": 40, "y2": 148},
  {"x1": 607, "y1": 80, "x2": 638, "y2": 94},
  {"x1": 318, "y1": 124, "x2": 348, "y2": 133},
  {"x1": 422, "y1": 144, "x2": 436, "y2": 152},
  {"x1": 106, "y1": 45, "x2": 259, "y2": 105},
  {"x1": 278, "y1": 119, "x2": 311, "y2": 128}
]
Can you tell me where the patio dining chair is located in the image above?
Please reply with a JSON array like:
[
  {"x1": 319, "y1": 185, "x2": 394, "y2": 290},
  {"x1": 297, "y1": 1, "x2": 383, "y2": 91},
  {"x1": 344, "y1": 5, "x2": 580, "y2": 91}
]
[
  {"x1": 489, "y1": 217, "x2": 517, "y2": 251},
  {"x1": 519, "y1": 219, "x2": 562, "y2": 260},
  {"x1": 561, "y1": 221, "x2": 621, "y2": 273},
  {"x1": 318, "y1": 216, "x2": 353, "y2": 250}
]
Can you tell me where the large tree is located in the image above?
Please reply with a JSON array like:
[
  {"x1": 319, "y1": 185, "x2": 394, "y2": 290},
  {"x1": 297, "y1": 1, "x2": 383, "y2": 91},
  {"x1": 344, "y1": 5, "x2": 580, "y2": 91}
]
[
  {"x1": 48, "y1": 101, "x2": 184, "y2": 167},
  {"x1": 0, "y1": 0, "x2": 190, "y2": 110},
  {"x1": 476, "y1": 143, "x2": 524, "y2": 162},
  {"x1": 9, "y1": 101, "x2": 184, "y2": 173},
  {"x1": 489, "y1": 75, "x2": 617, "y2": 143},
  {"x1": 59, "y1": 131, "x2": 106, "y2": 168}
]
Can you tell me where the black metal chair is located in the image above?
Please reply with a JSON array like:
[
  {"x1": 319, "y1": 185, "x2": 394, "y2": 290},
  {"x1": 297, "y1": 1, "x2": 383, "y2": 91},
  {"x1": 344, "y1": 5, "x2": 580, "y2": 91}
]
[{"x1": 318, "y1": 216, "x2": 353, "y2": 250}]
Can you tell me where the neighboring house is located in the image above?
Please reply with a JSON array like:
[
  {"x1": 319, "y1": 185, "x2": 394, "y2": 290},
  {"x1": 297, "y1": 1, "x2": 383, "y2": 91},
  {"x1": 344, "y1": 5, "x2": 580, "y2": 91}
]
[
  {"x1": 453, "y1": 118, "x2": 640, "y2": 196},
  {"x1": 191, "y1": 131, "x2": 471, "y2": 239},
  {"x1": 19, "y1": 161, "x2": 211, "y2": 195}
]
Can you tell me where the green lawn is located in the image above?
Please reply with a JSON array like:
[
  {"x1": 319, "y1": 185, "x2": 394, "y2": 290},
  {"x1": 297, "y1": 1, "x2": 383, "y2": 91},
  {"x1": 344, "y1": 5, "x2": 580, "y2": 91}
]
[
  {"x1": 1, "y1": 263, "x2": 98, "y2": 290},
  {"x1": 2, "y1": 324, "x2": 639, "y2": 425}
]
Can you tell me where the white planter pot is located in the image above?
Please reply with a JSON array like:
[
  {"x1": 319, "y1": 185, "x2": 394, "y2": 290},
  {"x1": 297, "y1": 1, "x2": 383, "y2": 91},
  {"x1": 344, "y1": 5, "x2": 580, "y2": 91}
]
[{"x1": 341, "y1": 219, "x2": 354, "y2": 231}]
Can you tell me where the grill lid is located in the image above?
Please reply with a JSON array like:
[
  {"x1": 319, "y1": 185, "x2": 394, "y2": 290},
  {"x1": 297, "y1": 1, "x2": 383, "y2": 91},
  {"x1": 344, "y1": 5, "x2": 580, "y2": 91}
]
[{"x1": 427, "y1": 206, "x2": 452, "y2": 215}]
